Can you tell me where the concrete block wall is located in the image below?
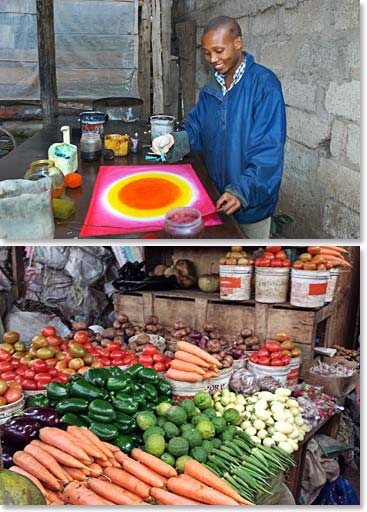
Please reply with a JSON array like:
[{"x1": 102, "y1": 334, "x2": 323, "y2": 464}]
[{"x1": 172, "y1": 0, "x2": 360, "y2": 239}]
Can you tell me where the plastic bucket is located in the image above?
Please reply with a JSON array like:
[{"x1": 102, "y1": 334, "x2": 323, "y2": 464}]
[
  {"x1": 248, "y1": 361, "x2": 290, "y2": 386},
  {"x1": 255, "y1": 267, "x2": 290, "y2": 303},
  {"x1": 219, "y1": 265, "x2": 253, "y2": 300},
  {"x1": 325, "y1": 268, "x2": 340, "y2": 302},
  {"x1": 0, "y1": 396, "x2": 25, "y2": 424},
  {"x1": 164, "y1": 367, "x2": 233, "y2": 405},
  {"x1": 150, "y1": 115, "x2": 176, "y2": 141},
  {"x1": 290, "y1": 269, "x2": 330, "y2": 308},
  {"x1": 23, "y1": 389, "x2": 47, "y2": 398},
  {"x1": 286, "y1": 356, "x2": 302, "y2": 389}
]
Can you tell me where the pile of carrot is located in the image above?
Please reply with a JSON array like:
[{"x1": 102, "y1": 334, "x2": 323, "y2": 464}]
[
  {"x1": 9, "y1": 425, "x2": 253, "y2": 505},
  {"x1": 308, "y1": 246, "x2": 351, "y2": 267},
  {"x1": 165, "y1": 340, "x2": 222, "y2": 382}
]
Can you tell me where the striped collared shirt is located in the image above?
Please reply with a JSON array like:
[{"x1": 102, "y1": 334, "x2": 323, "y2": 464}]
[{"x1": 215, "y1": 56, "x2": 247, "y2": 96}]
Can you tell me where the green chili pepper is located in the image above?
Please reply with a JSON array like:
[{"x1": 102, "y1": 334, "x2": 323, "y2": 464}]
[
  {"x1": 156, "y1": 378, "x2": 171, "y2": 396},
  {"x1": 47, "y1": 381, "x2": 70, "y2": 401},
  {"x1": 125, "y1": 363, "x2": 144, "y2": 379},
  {"x1": 137, "y1": 367, "x2": 158, "y2": 385},
  {"x1": 112, "y1": 393, "x2": 138, "y2": 415},
  {"x1": 26, "y1": 394, "x2": 50, "y2": 408},
  {"x1": 70, "y1": 380, "x2": 105, "y2": 401},
  {"x1": 88, "y1": 399, "x2": 116, "y2": 423},
  {"x1": 142, "y1": 401, "x2": 156, "y2": 412},
  {"x1": 140, "y1": 383, "x2": 158, "y2": 403},
  {"x1": 60, "y1": 413, "x2": 87, "y2": 427},
  {"x1": 112, "y1": 434, "x2": 134, "y2": 454},
  {"x1": 79, "y1": 413, "x2": 92, "y2": 426},
  {"x1": 55, "y1": 398, "x2": 89, "y2": 414},
  {"x1": 114, "y1": 411, "x2": 136, "y2": 434},
  {"x1": 84, "y1": 368, "x2": 110, "y2": 388},
  {"x1": 89, "y1": 422, "x2": 118, "y2": 441},
  {"x1": 106, "y1": 375, "x2": 134, "y2": 393}
]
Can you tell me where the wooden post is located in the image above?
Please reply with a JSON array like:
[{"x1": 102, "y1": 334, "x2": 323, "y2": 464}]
[
  {"x1": 36, "y1": 0, "x2": 58, "y2": 125},
  {"x1": 161, "y1": 0, "x2": 172, "y2": 111},
  {"x1": 138, "y1": 0, "x2": 152, "y2": 119},
  {"x1": 151, "y1": 0, "x2": 164, "y2": 113},
  {"x1": 176, "y1": 19, "x2": 197, "y2": 118}
]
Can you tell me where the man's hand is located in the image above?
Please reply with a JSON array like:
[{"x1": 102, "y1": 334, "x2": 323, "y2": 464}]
[
  {"x1": 216, "y1": 192, "x2": 241, "y2": 215},
  {"x1": 152, "y1": 133, "x2": 175, "y2": 155}
]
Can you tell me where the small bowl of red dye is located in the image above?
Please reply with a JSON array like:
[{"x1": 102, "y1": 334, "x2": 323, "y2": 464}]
[{"x1": 163, "y1": 207, "x2": 204, "y2": 238}]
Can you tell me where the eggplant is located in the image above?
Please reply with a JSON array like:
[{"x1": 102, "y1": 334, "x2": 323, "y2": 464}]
[
  {"x1": 56, "y1": 421, "x2": 69, "y2": 431},
  {"x1": 22, "y1": 408, "x2": 59, "y2": 427},
  {"x1": 1, "y1": 417, "x2": 41, "y2": 448},
  {"x1": 1, "y1": 448, "x2": 14, "y2": 469}
]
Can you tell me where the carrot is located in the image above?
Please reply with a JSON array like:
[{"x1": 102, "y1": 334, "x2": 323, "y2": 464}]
[
  {"x1": 80, "y1": 427, "x2": 114, "y2": 459},
  {"x1": 177, "y1": 341, "x2": 222, "y2": 367},
  {"x1": 96, "y1": 458, "x2": 113, "y2": 467},
  {"x1": 39, "y1": 427, "x2": 91, "y2": 464},
  {"x1": 184, "y1": 458, "x2": 253, "y2": 505},
  {"x1": 175, "y1": 350, "x2": 210, "y2": 368},
  {"x1": 323, "y1": 255, "x2": 351, "y2": 267},
  {"x1": 165, "y1": 368, "x2": 203, "y2": 382},
  {"x1": 321, "y1": 246, "x2": 349, "y2": 254},
  {"x1": 121, "y1": 457, "x2": 166, "y2": 487},
  {"x1": 81, "y1": 467, "x2": 91, "y2": 476},
  {"x1": 114, "y1": 450, "x2": 130, "y2": 464},
  {"x1": 202, "y1": 370, "x2": 218, "y2": 380},
  {"x1": 45, "y1": 490, "x2": 64, "y2": 505},
  {"x1": 170, "y1": 359, "x2": 206, "y2": 375},
  {"x1": 30, "y1": 440, "x2": 89, "y2": 470},
  {"x1": 88, "y1": 462, "x2": 103, "y2": 476},
  {"x1": 104, "y1": 467, "x2": 151, "y2": 500},
  {"x1": 168, "y1": 474, "x2": 239, "y2": 505},
  {"x1": 61, "y1": 466, "x2": 87, "y2": 481},
  {"x1": 13, "y1": 451, "x2": 62, "y2": 492},
  {"x1": 131, "y1": 448, "x2": 178, "y2": 478},
  {"x1": 24, "y1": 444, "x2": 72, "y2": 483},
  {"x1": 319, "y1": 248, "x2": 347, "y2": 258},
  {"x1": 66, "y1": 426, "x2": 107, "y2": 460},
  {"x1": 102, "y1": 441, "x2": 120, "y2": 453},
  {"x1": 150, "y1": 487, "x2": 203, "y2": 505},
  {"x1": 9, "y1": 466, "x2": 47, "y2": 496},
  {"x1": 63, "y1": 481, "x2": 114, "y2": 505},
  {"x1": 87, "y1": 477, "x2": 143, "y2": 504}
]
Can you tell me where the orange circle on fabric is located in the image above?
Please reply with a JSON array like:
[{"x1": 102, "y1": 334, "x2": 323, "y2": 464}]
[{"x1": 107, "y1": 171, "x2": 193, "y2": 218}]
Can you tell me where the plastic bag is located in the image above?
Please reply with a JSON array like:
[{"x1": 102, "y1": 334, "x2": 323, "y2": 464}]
[{"x1": 314, "y1": 476, "x2": 359, "y2": 505}]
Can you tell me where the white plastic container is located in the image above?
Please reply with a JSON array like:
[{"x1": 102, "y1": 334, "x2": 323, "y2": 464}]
[
  {"x1": 219, "y1": 265, "x2": 253, "y2": 300},
  {"x1": 255, "y1": 267, "x2": 290, "y2": 303},
  {"x1": 286, "y1": 356, "x2": 302, "y2": 389},
  {"x1": 248, "y1": 360, "x2": 290, "y2": 386},
  {"x1": 290, "y1": 269, "x2": 330, "y2": 308},
  {"x1": 325, "y1": 268, "x2": 340, "y2": 303},
  {"x1": 0, "y1": 396, "x2": 25, "y2": 424}
]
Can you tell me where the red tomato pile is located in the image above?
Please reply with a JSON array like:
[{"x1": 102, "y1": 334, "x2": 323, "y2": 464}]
[
  {"x1": 135, "y1": 344, "x2": 172, "y2": 372},
  {"x1": 255, "y1": 246, "x2": 291, "y2": 268},
  {"x1": 87, "y1": 342, "x2": 138, "y2": 368},
  {"x1": 249, "y1": 340, "x2": 291, "y2": 367}
]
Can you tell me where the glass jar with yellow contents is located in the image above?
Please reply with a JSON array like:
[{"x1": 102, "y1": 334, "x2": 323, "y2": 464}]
[{"x1": 25, "y1": 160, "x2": 65, "y2": 198}]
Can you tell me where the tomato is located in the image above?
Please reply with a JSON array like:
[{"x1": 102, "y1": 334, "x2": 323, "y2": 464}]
[
  {"x1": 10, "y1": 358, "x2": 21, "y2": 368},
  {"x1": 55, "y1": 352, "x2": 66, "y2": 361},
  {"x1": 15, "y1": 367, "x2": 27, "y2": 376},
  {"x1": 106, "y1": 342, "x2": 120, "y2": 351},
  {"x1": 32, "y1": 360, "x2": 48, "y2": 373},
  {"x1": 123, "y1": 355, "x2": 136, "y2": 364},
  {"x1": 0, "y1": 349, "x2": 11, "y2": 362},
  {"x1": 110, "y1": 350, "x2": 125, "y2": 358},
  {"x1": 36, "y1": 347, "x2": 55, "y2": 360},
  {"x1": 266, "y1": 246, "x2": 282, "y2": 253},
  {"x1": 265, "y1": 341, "x2": 281, "y2": 353},
  {"x1": 111, "y1": 358, "x2": 124, "y2": 367},
  {"x1": 164, "y1": 358, "x2": 172, "y2": 367},
  {"x1": 142, "y1": 345, "x2": 158, "y2": 356},
  {"x1": 48, "y1": 368, "x2": 59, "y2": 377},
  {"x1": 264, "y1": 251, "x2": 275, "y2": 260},
  {"x1": 152, "y1": 353, "x2": 165, "y2": 363},
  {"x1": 1, "y1": 343, "x2": 14, "y2": 354},
  {"x1": 282, "y1": 259, "x2": 291, "y2": 267},
  {"x1": 270, "y1": 259, "x2": 282, "y2": 267},
  {"x1": 275, "y1": 250, "x2": 286, "y2": 261},
  {"x1": 73, "y1": 331, "x2": 89, "y2": 344},
  {"x1": 307, "y1": 246, "x2": 321, "y2": 255},
  {"x1": 91, "y1": 361, "x2": 104, "y2": 368},
  {"x1": 23, "y1": 369, "x2": 35, "y2": 379},
  {"x1": 55, "y1": 361, "x2": 67, "y2": 372},
  {"x1": 4, "y1": 387, "x2": 22, "y2": 403},
  {"x1": 139, "y1": 355, "x2": 153, "y2": 364},
  {"x1": 68, "y1": 358, "x2": 85, "y2": 371},
  {"x1": 57, "y1": 373, "x2": 70, "y2": 384},
  {"x1": 14, "y1": 375, "x2": 22, "y2": 383},
  {"x1": 140, "y1": 362, "x2": 153, "y2": 368},
  {"x1": 324, "y1": 262, "x2": 332, "y2": 270},
  {"x1": 41, "y1": 326, "x2": 57, "y2": 337},
  {"x1": 60, "y1": 343, "x2": 68, "y2": 351},
  {"x1": 0, "y1": 397, "x2": 6, "y2": 406},
  {"x1": 1, "y1": 371, "x2": 16, "y2": 381},
  {"x1": 255, "y1": 258, "x2": 264, "y2": 266},
  {"x1": 100, "y1": 358, "x2": 111, "y2": 367},
  {"x1": 257, "y1": 348, "x2": 270, "y2": 358},
  {"x1": 300, "y1": 253, "x2": 312, "y2": 262},
  {"x1": 0, "y1": 362, "x2": 13, "y2": 373},
  {"x1": 3, "y1": 332, "x2": 19, "y2": 344},
  {"x1": 271, "y1": 359, "x2": 284, "y2": 366},
  {"x1": 36, "y1": 382, "x2": 47, "y2": 390},
  {"x1": 153, "y1": 362, "x2": 166, "y2": 372},
  {"x1": 77, "y1": 367, "x2": 90, "y2": 375},
  {"x1": 258, "y1": 356, "x2": 270, "y2": 366},
  {"x1": 293, "y1": 260, "x2": 304, "y2": 270},
  {"x1": 46, "y1": 335, "x2": 63, "y2": 347},
  {"x1": 22, "y1": 379, "x2": 38, "y2": 390},
  {"x1": 249, "y1": 353, "x2": 259, "y2": 364},
  {"x1": 62, "y1": 368, "x2": 76, "y2": 376},
  {"x1": 45, "y1": 358, "x2": 58, "y2": 368},
  {"x1": 282, "y1": 355, "x2": 291, "y2": 365},
  {"x1": 31, "y1": 335, "x2": 48, "y2": 348},
  {"x1": 0, "y1": 380, "x2": 8, "y2": 395},
  {"x1": 127, "y1": 359, "x2": 138, "y2": 366},
  {"x1": 83, "y1": 343, "x2": 93, "y2": 351},
  {"x1": 34, "y1": 372, "x2": 51, "y2": 382},
  {"x1": 63, "y1": 353, "x2": 73, "y2": 364}
]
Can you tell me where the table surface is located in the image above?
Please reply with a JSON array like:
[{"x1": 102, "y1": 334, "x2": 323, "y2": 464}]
[{"x1": 0, "y1": 121, "x2": 243, "y2": 240}]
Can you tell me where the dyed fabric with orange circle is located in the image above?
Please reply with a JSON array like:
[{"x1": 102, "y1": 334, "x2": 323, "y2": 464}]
[{"x1": 118, "y1": 177, "x2": 181, "y2": 210}]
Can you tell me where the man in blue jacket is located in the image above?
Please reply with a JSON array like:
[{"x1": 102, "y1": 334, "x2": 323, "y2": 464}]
[{"x1": 152, "y1": 16, "x2": 286, "y2": 238}]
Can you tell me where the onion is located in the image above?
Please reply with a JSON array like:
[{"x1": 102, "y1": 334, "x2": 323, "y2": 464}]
[{"x1": 199, "y1": 335, "x2": 209, "y2": 349}]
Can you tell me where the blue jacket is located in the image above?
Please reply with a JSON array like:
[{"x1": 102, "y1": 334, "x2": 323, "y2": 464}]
[{"x1": 170, "y1": 52, "x2": 286, "y2": 224}]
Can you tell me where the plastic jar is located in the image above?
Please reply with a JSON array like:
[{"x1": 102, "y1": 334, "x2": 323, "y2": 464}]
[
  {"x1": 163, "y1": 207, "x2": 204, "y2": 238},
  {"x1": 25, "y1": 159, "x2": 65, "y2": 198},
  {"x1": 80, "y1": 133, "x2": 102, "y2": 161}
]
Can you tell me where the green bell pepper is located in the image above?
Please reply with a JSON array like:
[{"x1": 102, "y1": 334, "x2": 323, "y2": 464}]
[
  {"x1": 156, "y1": 378, "x2": 172, "y2": 396},
  {"x1": 88, "y1": 399, "x2": 116, "y2": 423},
  {"x1": 89, "y1": 422, "x2": 118, "y2": 441},
  {"x1": 109, "y1": 366, "x2": 124, "y2": 378},
  {"x1": 106, "y1": 375, "x2": 134, "y2": 393},
  {"x1": 115, "y1": 411, "x2": 136, "y2": 434},
  {"x1": 55, "y1": 398, "x2": 89, "y2": 414},
  {"x1": 142, "y1": 402, "x2": 157, "y2": 412},
  {"x1": 47, "y1": 382, "x2": 70, "y2": 401},
  {"x1": 137, "y1": 367, "x2": 159, "y2": 385},
  {"x1": 60, "y1": 413, "x2": 87, "y2": 427},
  {"x1": 79, "y1": 414, "x2": 92, "y2": 426},
  {"x1": 70, "y1": 380, "x2": 105, "y2": 401},
  {"x1": 157, "y1": 395, "x2": 173, "y2": 404},
  {"x1": 112, "y1": 393, "x2": 138, "y2": 415},
  {"x1": 140, "y1": 383, "x2": 158, "y2": 403},
  {"x1": 26, "y1": 394, "x2": 50, "y2": 408},
  {"x1": 85, "y1": 368, "x2": 110, "y2": 388},
  {"x1": 125, "y1": 363, "x2": 144, "y2": 379},
  {"x1": 112, "y1": 434, "x2": 134, "y2": 454}
]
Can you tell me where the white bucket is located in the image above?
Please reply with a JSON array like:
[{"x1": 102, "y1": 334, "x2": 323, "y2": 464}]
[
  {"x1": 290, "y1": 269, "x2": 330, "y2": 308},
  {"x1": 286, "y1": 356, "x2": 302, "y2": 389},
  {"x1": 150, "y1": 115, "x2": 176, "y2": 141},
  {"x1": 255, "y1": 267, "x2": 290, "y2": 303},
  {"x1": 219, "y1": 265, "x2": 253, "y2": 300},
  {"x1": 164, "y1": 367, "x2": 233, "y2": 405},
  {"x1": 0, "y1": 396, "x2": 25, "y2": 424},
  {"x1": 325, "y1": 268, "x2": 340, "y2": 302},
  {"x1": 23, "y1": 389, "x2": 47, "y2": 398},
  {"x1": 248, "y1": 360, "x2": 290, "y2": 386}
]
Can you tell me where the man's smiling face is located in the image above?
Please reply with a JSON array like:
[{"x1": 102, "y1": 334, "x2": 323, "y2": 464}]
[{"x1": 202, "y1": 26, "x2": 243, "y2": 75}]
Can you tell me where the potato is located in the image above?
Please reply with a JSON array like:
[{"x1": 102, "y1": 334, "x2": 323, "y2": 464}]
[
  {"x1": 240, "y1": 328, "x2": 253, "y2": 338},
  {"x1": 174, "y1": 321, "x2": 187, "y2": 330},
  {"x1": 122, "y1": 322, "x2": 133, "y2": 329},
  {"x1": 164, "y1": 351, "x2": 174, "y2": 359},
  {"x1": 72, "y1": 321, "x2": 88, "y2": 331},
  {"x1": 113, "y1": 320, "x2": 122, "y2": 329},
  {"x1": 125, "y1": 328, "x2": 136, "y2": 337},
  {"x1": 148, "y1": 315, "x2": 159, "y2": 325},
  {"x1": 113, "y1": 336, "x2": 124, "y2": 344},
  {"x1": 136, "y1": 333, "x2": 151, "y2": 344},
  {"x1": 219, "y1": 257, "x2": 227, "y2": 265},
  {"x1": 100, "y1": 339, "x2": 109, "y2": 347},
  {"x1": 145, "y1": 324, "x2": 158, "y2": 333},
  {"x1": 103, "y1": 328, "x2": 116, "y2": 339},
  {"x1": 115, "y1": 314, "x2": 129, "y2": 323}
]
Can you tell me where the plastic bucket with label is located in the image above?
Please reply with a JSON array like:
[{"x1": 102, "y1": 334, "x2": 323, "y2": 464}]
[
  {"x1": 325, "y1": 268, "x2": 340, "y2": 303},
  {"x1": 290, "y1": 269, "x2": 330, "y2": 308},
  {"x1": 0, "y1": 396, "x2": 25, "y2": 424},
  {"x1": 219, "y1": 265, "x2": 253, "y2": 301},
  {"x1": 248, "y1": 361, "x2": 290, "y2": 387},
  {"x1": 286, "y1": 356, "x2": 302, "y2": 389},
  {"x1": 255, "y1": 267, "x2": 290, "y2": 303}
]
